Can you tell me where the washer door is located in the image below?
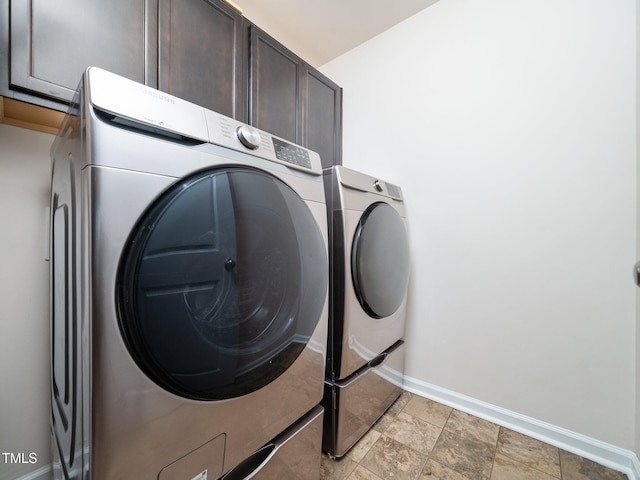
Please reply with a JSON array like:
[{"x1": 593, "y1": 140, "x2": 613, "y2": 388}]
[
  {"x1": 117, "y1": 167, "x2": 327, "y2": 400},
  {"x1": 351, "y1": 202, "x2": 410, "y2": 319}
]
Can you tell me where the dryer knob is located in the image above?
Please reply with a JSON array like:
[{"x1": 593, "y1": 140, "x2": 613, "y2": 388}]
[
  {"x1": 236, "y1": 125, "x2": 262, "y2": 150},
  {"x1": 373, "y1": 180, "x2": 384, "y2": 192}
]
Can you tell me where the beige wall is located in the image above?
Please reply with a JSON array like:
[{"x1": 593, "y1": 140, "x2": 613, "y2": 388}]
[
  {"x1": 636, "y1": 0, "x2": 640, "y2": 461},
  {"x1": 0, "y1": 123, "x2": 53, "y2": 479},
  {"x1": 322, "y1": 0, "x2": 636, "y2": 449}
]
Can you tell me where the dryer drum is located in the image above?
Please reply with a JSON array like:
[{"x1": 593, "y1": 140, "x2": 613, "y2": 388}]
[
  {"x1": 117, "y1": 167, "x2": 328, "y2": 400},
  {"x1": 351, "y1": 202, "x2": 410, "y2": 319}
]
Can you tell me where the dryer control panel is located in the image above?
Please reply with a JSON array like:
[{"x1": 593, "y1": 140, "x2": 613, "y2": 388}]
[{"x1": 336, "y1": 166, "x2": 403, "y2": 201}]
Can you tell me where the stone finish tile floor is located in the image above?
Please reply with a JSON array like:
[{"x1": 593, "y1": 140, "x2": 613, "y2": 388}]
[{"x1": 320, "y1": 392, "x2": 628, "y2": 480}]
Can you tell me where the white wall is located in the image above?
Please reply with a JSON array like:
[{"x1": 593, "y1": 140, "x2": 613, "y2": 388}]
[
  {"x1": 0, "y1": 124, "x2": 53, "y2": 479},
  {"x1": 321, "y1": 0, "x2": 636, "y2": 449}
]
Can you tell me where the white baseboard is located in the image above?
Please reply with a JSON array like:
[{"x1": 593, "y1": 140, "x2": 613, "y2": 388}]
[
  {"x1": 403, "y1": 375, "x2": 640, "y2": 480},
  {"x1": 14, "y1": 465, "x2": 51, "y2": 480}
]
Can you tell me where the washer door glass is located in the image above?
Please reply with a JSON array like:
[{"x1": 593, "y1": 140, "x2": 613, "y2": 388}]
[
  {"x1": 117, "y1": 167, "x2": 327, "y2": 400},
  {"x1": 351, "y1": 202, "x2": 410, "y2": 319}
]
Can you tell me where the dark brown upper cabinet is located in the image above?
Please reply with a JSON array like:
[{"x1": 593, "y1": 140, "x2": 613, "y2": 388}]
[
  {"x1": 1, "y1": 0, "x2": 342, "y2": 166},
  {"x1": 5, "y1": 0, "x2": 156, "y2": 107},
  {"x1": 248, "y1": 25, "x2": 342, "y2": 168},
  {"x1": 303, "y1": 66, "x2": 343, "y2": 169},
  {"x1": 158, "y1": 0, "x2": 244, "y2": 120},
  {"x1": 248, "y1": 25, "x2": 302, "y2": 144}
]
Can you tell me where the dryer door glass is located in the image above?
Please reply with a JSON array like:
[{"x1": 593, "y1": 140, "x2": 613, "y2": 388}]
[
  {"x1": 117, "y1": 167, "x2": 327, "y2": 400},
  {"x1": 351, "y1": 202, "x2": 410, "y2": 319}
]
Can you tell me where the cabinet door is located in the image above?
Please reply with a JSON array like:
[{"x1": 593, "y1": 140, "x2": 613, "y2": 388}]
[
  {"x1": 9, "y1": 0, "x2": 154, "y2": 103},
  {"x1": 248, "y1": 25, "x2": 302, "y2": 144},
  {"x1": 303, "y1": 68, "x2": 342, "y2": 168},
  {"x1": 158, "y1": 0, "x2": 244, "y2": 119},
  {"x1": 249, "y1": 24, "x2": 342, "y2": 167}
]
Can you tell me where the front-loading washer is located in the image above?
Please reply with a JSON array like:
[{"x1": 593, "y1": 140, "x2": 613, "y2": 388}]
[
  {"x1": 49, "y1": 67, "x2": 328, "y2": 479},
  {"x1": 322, "y1": 166, "x2": 410, "y2": 457}
]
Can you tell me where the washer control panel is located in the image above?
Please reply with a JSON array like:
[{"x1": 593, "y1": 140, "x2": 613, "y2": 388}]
[
  {"x1": 207, "y1": 111, "x2": 320, "y2": 174},
  {"x1": 272, "y1": 138, "x2": 312, "y2": 169},
  {"x1": 86, "y1": 67, "x2": 322, "y2": 175}
]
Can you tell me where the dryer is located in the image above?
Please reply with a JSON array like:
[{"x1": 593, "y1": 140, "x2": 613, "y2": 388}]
[
  {"x1": 322, "y1": 166, "x2": 410, "y2": 458},
  {"x1": 49, "y1": 67, "x2": 327, "y2": 479}
]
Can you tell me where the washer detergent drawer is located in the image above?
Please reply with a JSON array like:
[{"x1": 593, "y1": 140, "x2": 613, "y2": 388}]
[
  {"x1": 158, "y1": 434, "x2": 225, "y2": 480},
  {"x1": 326, "y1": 340, "x2": 405, "y2": 458},
  {"x1": 221, "y1": 405, "x2": 324, "y2": 480}
]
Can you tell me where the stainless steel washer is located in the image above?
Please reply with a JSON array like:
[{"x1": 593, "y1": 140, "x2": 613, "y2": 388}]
[
  {"x1": 50, "y1": 67, "x2": 328, "y2": 479},
  {"x1": 322, "y1": 166, "x2": 410, "y2": 458}
]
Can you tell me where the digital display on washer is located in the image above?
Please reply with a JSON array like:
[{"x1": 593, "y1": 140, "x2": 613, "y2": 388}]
[{"x1": 272, "y1": 138, "x2": 312, "y2": 169}]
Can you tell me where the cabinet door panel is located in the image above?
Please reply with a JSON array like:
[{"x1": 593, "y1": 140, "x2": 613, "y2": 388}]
[
  {"x1": 249, "y1": 26, "x2": 301, "y2": 144},
  {"x1": 158, "y1": 0, "x2": 243, "y2": 118},
  {"x1": 304, "y1": 68, "x2": 342, "y2": 168},
  {"x1": 10, "y1": 0, "x2": 151, "y2": 103}
]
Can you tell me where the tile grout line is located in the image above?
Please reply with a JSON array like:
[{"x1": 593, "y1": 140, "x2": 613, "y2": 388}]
[
  {"x1": 384, "y1": 392, "x2": 437, "y2": 480},
  {"x1": 495, "y1": 425, "x2": 565, "y2": 480},
  {"x1": 487, "y1": 426, "x2": 501, "y2": 480},
  {"x1": 407, "y1": 392, "x2": 445, "y2": 479}
]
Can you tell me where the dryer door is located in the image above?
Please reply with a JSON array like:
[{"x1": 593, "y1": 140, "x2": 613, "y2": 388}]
[
  {"x1": 351, "y1": 202, "x2": 410, "y2": 319},
  {"x1": 117, "y1": 167, "x2": 327, "y2": 400}
]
